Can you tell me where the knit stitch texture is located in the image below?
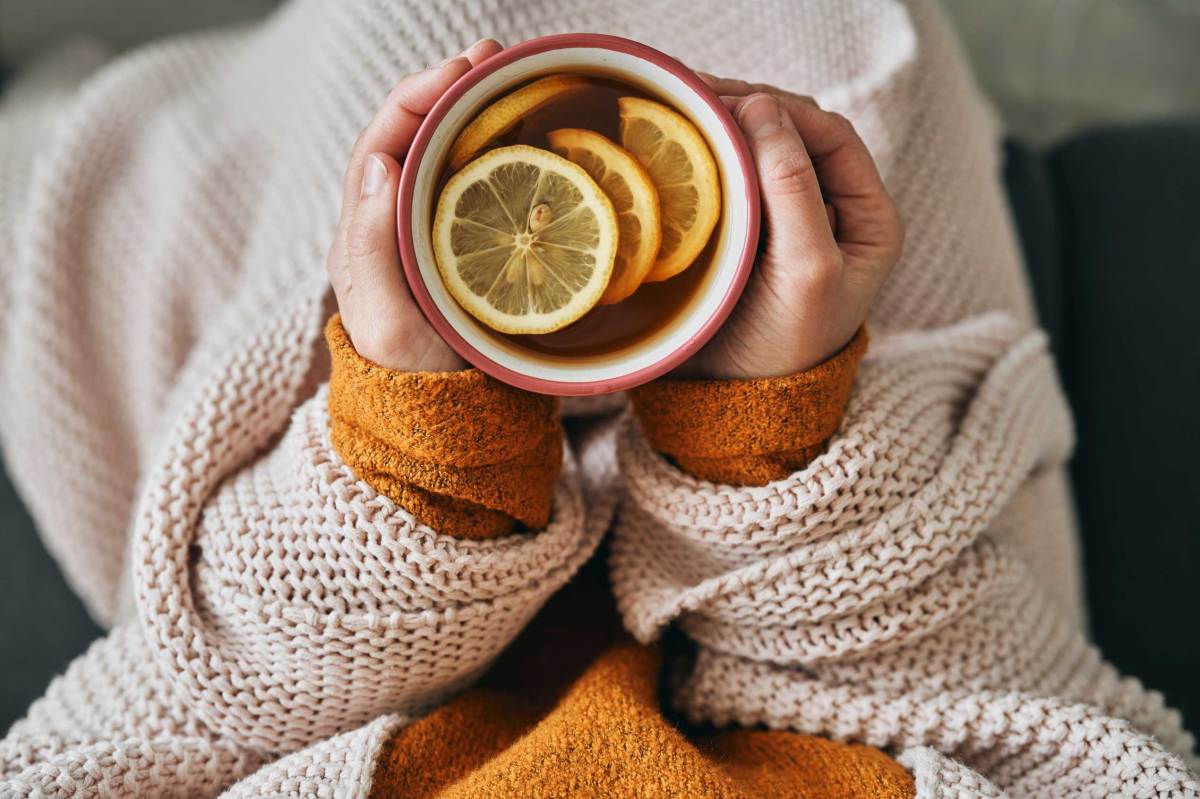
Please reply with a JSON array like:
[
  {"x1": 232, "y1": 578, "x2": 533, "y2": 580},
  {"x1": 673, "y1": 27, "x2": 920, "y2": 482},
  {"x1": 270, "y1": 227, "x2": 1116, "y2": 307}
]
[
  {"x1": 338, "y1": 311, "x2": 905, "y2": 798},
  {"x1": 326, "y1": 315, "x2": 562, "y2": 539},
  {"x1": 630, "y1": 326, "x2": 868, "y2": 484}
]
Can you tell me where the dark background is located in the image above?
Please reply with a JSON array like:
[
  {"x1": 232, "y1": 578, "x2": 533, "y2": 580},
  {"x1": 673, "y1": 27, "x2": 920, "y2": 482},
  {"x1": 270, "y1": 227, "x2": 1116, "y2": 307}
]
[{"x1": 2, "y1": 0, "x2": 1198, "y2": 739}]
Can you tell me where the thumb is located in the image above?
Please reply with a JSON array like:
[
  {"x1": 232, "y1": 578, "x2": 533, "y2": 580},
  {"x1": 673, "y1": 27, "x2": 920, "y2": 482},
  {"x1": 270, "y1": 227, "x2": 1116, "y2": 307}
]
[
  {"x1": 340, "y1": 152, "x2": 419, "y2": 364},
  {"x1": 737, "y1": 92, "x2": 839, "y2": 267},
  {"x1": 344, "y1": 152, "x2": 405, "y2": 304},
  {"x1": 339, "y1": 151, "x2": 463, "y2": 372}
]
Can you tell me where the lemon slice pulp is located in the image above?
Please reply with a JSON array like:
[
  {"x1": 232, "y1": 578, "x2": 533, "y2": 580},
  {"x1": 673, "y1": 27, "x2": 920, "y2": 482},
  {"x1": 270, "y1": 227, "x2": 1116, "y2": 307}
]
[
  {"x1": 618, "y1": 96, "x2": 721, "y2": 282},
  {"x1": 547, "y1": 128, "x2": 662, "y2": 305},
  {"x1": 432, "y1": 144, "x2": 618, "y2": 335},
  {"x1": 448, "y1": 75, "x2": 590, "y2": 172}
]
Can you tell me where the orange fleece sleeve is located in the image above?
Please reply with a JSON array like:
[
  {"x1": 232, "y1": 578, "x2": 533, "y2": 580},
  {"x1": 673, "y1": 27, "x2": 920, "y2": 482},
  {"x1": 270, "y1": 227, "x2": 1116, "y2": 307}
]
[
  {"x1": 630, "y1": 327, "x2": 868, "y2": 485},
  {"x1": 326, "y1": 315, "x2": 562, "y2": 540}
]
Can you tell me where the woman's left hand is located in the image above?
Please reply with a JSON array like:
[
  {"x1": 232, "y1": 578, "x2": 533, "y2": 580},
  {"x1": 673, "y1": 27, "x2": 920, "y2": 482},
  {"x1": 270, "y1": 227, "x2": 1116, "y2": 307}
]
[{"x1": 678, "y1": 76, "x2": 905, "y2": 380}]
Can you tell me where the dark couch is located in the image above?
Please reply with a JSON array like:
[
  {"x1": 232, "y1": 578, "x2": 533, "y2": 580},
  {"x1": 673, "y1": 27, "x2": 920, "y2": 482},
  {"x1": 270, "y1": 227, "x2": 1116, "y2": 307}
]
[
  {"x1": 1005, "y1": 121, "x2": 1200, "y2": 734},
  {"x1": 2, "y1": 121, "x2": 1198, "y2": 739}
]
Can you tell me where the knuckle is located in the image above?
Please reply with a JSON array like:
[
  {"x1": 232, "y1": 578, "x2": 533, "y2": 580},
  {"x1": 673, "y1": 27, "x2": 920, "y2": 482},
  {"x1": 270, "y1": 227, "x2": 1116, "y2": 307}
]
[
  {"x1": 827, "y1": 111, "x2": 864, "y2": 145},
  {"x1": 764, "y1": 151, "x2": 815, "y2": 194},
  {"x1": 345, "y1": 217, "x2": 382, "y2": 261},
  {"x1": 794, "y1": 249, "x2": 843, "y2": 296},
  {"x1": 779, "y1": 89, "x2": 819, "y2": 109},
  {"x1": 827, "y1": 111, "x2": 855, "y2": 132}
]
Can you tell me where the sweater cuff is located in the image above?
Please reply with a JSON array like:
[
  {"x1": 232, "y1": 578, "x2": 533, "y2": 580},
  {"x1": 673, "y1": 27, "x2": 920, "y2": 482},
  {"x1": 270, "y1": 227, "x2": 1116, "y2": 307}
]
[
  {"x1": 326, "y1": 315, "x2": 562, "y2": 539},
  {"x1": 629, "y1": 327, "x2": 868, "y2": 485}
]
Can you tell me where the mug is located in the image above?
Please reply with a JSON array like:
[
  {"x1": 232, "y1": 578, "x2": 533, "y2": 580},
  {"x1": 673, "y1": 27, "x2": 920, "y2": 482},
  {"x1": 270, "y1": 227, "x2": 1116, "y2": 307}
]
[{"x1": 398, "y1": 33, "x2": 760, "y2": 395}]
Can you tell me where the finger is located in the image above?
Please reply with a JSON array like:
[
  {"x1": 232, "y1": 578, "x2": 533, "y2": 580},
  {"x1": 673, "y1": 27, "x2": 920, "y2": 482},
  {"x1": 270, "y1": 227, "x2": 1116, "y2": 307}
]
[
  {"x1": 333, "y1": 152, "x2": 417, "y2": 360},
  {"x1": 700, "y1": 72, "x2": 819, "y2": 108},
  {"x1": 772, "y1": 99, "x2": 901, "y2": 265},
  {"x1": 736, "y1": 93, "x2": 839, "y2": 267},
  {"x1": 461, "y1": 37, "x2": 503, "y2": 66},
  {"x1": 339, "y1": 56, "x2": 474, "y2": 214},
  {"x1": 698, "y1": 71, "x2": 755, "y2": 97},
  {"x1": 769, "y1": 98, "x2": 879, "y2": 199}
]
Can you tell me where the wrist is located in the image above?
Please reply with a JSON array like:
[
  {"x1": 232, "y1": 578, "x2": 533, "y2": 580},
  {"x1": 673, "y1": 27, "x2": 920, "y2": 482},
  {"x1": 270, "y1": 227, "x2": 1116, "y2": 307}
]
[
  {"x1": 679, "y1": 322, "x2": 864, "y2": 381},
  {"x1": 632, "y1": 326, "x2": 869, "y2": 484},
  {"x1": 326, "y1": 314, "x2": 561, "y2": 538},
  {"x1": 342, "y1": 313, "x2": 466, "y2": 373}
]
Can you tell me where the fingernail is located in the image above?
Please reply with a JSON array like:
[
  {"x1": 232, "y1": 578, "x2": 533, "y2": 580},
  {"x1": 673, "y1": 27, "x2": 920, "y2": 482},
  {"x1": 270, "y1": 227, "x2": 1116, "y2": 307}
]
[
  {"x1": 739, "y1": 94, "x2": 782, "y2": 140},
  {"x1": 361, "y1": 155, "x2": 386, "y2": 197}
]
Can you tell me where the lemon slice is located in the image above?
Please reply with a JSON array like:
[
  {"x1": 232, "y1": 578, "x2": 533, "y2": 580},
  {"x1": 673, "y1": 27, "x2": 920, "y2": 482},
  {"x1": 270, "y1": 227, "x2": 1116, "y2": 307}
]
[
  {"x1": 618, "y1": 97, "x2": 721, "y2": 282},
  {"x1": 448, "y1": 75, "x2": 590, "y2": 172},
  {"x1": 433, "y1": 144, "x2": 618, "y2": 335},
  {"x1": 546, "y1": 128, "x2": 662, "y2": 305}
]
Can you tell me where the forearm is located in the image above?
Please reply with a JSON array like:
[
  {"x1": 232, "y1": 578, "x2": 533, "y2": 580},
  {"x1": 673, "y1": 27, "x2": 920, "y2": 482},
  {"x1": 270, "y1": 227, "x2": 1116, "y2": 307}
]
[
  {"x1": 629, "y1": 326, "x2": 867, "y2": 485},
  {"x1": 612, "y1": 314, "x2": 1197, "y2": 792},
  {"x1": 326, "y1": 315, "x2": 561, "y2": 539},
  {"x1": 130, "y1": 317, "x2": 596, "y2": 752}
]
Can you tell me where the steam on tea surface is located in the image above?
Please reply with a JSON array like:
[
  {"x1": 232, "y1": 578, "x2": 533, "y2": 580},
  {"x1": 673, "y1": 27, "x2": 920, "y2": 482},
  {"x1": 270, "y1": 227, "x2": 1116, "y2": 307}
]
[{"x1": 431, "y1": 73, "x2": 723, "y2": 359}]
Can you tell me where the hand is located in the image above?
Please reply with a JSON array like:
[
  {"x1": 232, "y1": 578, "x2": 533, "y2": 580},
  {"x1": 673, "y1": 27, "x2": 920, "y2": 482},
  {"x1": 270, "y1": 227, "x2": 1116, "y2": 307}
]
[
  {"x1": 326, "y1": 38, "x2": 504, "y2": 372},
  {"x1": 679, "y1": 76, "x2": 904, "y2": 380}
]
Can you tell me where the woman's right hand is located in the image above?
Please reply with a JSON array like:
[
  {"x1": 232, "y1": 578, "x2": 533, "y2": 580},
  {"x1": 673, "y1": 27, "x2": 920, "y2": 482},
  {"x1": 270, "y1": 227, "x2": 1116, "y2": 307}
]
[
  {"x1": 325, "y1": 38, "x2": 503, "y2": 373},
  {"x1": 678, "y1": 76, "x2": 904, "y2": 380}
]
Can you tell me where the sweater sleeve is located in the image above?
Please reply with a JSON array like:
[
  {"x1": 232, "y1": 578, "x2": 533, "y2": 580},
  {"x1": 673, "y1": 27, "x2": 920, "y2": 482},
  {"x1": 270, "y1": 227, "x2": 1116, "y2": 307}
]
[
  {"x1": 325, "y1": 316, "x2": 561, "y2": 540},
  {"x1": 610, "y1": 315, "x2": 1198, "y2": 793},
  {"x1": 0, "y1": 312, "x2": 602, "y2": 791},
  {"x1": 116, "y1": 315, "x2": 601, "y2": 756},
  {"x1": 629, "y1": 327, "x2": 867, "y2": 485}
]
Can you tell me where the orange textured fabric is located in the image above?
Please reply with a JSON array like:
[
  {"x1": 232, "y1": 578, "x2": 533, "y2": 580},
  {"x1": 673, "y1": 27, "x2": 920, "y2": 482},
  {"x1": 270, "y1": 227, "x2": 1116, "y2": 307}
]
[
  {"x1": 629, "y1": 327, "x2": 869, "y2": 484},
  {"x1": 324, "y1": 317, "x2": 912, "y2": 798},
  {"x1": 326, "y1": 315, "x2": 561, "y2": 539},
  {"x1": 369, "y1": 559, "x2": 914, "y2": 799}
]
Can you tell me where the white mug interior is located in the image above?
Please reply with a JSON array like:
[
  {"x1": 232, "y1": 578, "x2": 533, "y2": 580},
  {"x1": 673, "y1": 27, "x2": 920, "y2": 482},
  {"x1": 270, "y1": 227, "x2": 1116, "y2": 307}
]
[{"x1": 408, "y1": 46, "x2": 753, "y2": 389}]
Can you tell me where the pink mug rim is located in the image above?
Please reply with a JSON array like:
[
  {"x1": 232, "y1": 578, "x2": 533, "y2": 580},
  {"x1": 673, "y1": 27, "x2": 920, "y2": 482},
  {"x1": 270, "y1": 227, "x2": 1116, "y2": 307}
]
[{"x1": 397, "y1": 32, "x2": 760, "y2": 395}]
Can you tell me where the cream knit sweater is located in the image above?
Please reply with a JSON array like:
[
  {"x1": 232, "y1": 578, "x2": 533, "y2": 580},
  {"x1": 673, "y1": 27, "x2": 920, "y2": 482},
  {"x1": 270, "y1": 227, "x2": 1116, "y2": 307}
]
[{"x1": 0, "y1": 1, "x2": 1195, "y2": 796}]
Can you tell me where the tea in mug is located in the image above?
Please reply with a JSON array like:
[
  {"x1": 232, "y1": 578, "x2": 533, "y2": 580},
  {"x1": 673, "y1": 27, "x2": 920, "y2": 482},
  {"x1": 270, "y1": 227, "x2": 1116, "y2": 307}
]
[{"x1": 431, "y1": 72, "x2": 723, "y2": 359}]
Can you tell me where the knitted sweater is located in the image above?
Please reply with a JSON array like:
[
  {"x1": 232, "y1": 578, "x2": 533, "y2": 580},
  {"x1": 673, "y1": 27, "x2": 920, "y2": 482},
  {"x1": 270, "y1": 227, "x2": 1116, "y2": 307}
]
[
  {"x1": 326, "y1": 318, "x2": 920, "y2": 799},
  {"x1": 0, "y1": 0, "x2": 1196, "y2": 796}
]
